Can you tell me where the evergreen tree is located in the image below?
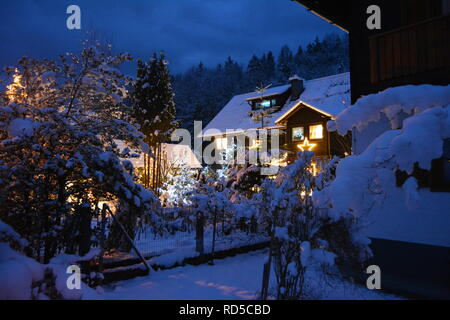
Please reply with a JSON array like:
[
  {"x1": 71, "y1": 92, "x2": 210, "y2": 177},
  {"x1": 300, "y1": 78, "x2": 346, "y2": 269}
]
[
  {"x1": 132, "y1": 52, "x2": 178, "y2": 190},
  {"x1": 277, "y1": 45, "x2": 294, "y2": 82},
  {"x1": 133, "y1": 52, "x2": 177, "y2": 147},
  {"x1": 223, "y1": 56, "x2": 243, "y2": 94},
  {"x1": 247, "y1": 55, "x2": 263, "y2": 88},
  {"x1": 263, "y1": 51, "x2": 276, "y2": 82}
]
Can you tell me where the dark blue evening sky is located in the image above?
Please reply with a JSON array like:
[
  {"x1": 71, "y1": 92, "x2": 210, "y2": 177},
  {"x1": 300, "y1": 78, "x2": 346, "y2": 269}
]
[{"x1": 0, "y1": 0, "x2": 343, "y2": 75}]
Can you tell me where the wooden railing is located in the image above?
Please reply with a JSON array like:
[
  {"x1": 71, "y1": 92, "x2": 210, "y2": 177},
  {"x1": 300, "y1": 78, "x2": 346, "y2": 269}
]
[{"x1": 369, "y1": 14, "x2": 450, "y2": 84}]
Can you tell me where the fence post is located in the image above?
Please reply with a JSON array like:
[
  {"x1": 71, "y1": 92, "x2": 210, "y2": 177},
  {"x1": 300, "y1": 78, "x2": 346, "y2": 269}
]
[
  {"x1": 260, "y1": 261, "x2": 270, "y2": 300},
  {"x1": 209, "y1": 208, "x2": 218, "y2": 265},
  {"x1": 261, "y1": 226, "x2": 275, "y2": 300},
  {"x1": 78, "y1": 203, "x2": 92, "y2": 256},
  {"x1": 196, "y1": 211, "x2": 204, "y2": 255},
  {"x1": 98, "y1": 205, "x2": 107, "y2": 272}
]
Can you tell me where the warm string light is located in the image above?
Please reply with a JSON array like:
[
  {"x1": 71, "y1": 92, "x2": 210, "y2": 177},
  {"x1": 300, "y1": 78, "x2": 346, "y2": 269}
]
[
  {"x1": 6, "y1": 69, "x2": 26, "y2": 102},
  {"x1": 297, "y1": 138, "x2": 316, "y2": 151},
  {"x1": 296, "y1": 138, "x2": 320, "y2": 176}
]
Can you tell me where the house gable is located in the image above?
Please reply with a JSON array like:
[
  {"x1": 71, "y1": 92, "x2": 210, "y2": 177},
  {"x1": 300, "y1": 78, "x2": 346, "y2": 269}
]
[
  {"x1": 281, "y1": 104, "x2": 333, "y2": 158},
  {"x1": 275, "y1": 101, "x2": 334, "y2": 125}
]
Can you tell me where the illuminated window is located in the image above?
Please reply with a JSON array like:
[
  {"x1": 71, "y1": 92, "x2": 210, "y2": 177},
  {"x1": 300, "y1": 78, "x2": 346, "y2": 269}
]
[
  {"x1": 215, "y1": 137, "x2": 227, "y2": 150},
  {"x1": 249, "y1": 138, "x2": 262, "y2": 149},
  {"x1": 309, "y1": 124, "x2": 324, "y2": 140},
  {"x1": 255, "y1": 99, "x2": 276, "y2": 109},
  {"x1": 292, "y1": 127, "x2": 304, "y2": 141}
]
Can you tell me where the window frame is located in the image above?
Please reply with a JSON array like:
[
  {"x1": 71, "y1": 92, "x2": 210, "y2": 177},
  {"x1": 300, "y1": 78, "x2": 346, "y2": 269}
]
[
  {"x1": 309, "y1": 123, "x2": 324, "y2": 140},
  {"x1": 255, "y1": 99, "x2": 277, "y2": 110},
  {"x1": 215, "y1": 137, "x2": 227, "y2": 150},
  {"x1": 291, "y1": 126, "x2": 305, "y2": 142}
]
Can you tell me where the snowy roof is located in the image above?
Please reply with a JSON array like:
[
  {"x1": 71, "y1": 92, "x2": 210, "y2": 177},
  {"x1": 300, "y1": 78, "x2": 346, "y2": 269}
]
[
  {"x1": 201, "y1": 73, "x2": 350, "y2": 137},
  {"x1": 289, "y1": 74, "x2": 303, "y2": 81},
  {"x1": 245, "y1": 84, "x2": 291, "y2": 101},
  {"x1": 117, "y1": 141, "x2": 201, "y2": 169}
]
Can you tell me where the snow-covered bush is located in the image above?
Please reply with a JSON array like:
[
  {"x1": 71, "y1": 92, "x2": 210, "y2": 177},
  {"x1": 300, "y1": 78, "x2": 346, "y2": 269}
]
[
  {"x1": 189, "y1": 179, "x2": 232, "y2": 226},
  {"x1": 226, "y1": 164, "x2": 264, "y2": 198},
  {"x1": 259, "y1": 151, "x2": 370, "y2": 299},
  {"x1": 0, "y1": 221, "x2": 100, "y2": 300},
  {"x1": 160, "y1": 167, "x2": 198, "y2": 207},
  {"x1": 0, "y1": 43, "x2": 160, "y2": 261},
  {"x1": 188, "y1": 171, "x2": 261, "y2": 236}
]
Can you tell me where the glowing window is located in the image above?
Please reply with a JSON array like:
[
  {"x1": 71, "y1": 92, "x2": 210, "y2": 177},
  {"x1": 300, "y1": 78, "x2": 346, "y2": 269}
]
[
  {"x1": 292, "y1": 127, "x2": 304, "y2": 141},
  {"x1": 215, "y1": 137, "x2": 227, "y2": 150},
  {"x1": 255, "y1": 99, "x2": 276, "y2": 109},
  {"x1": 309, "y1": 124, "x2": 324, "y2": 140},
  {"x1": 249, "y1": 139, "x2": 262, "y2": 149},
  {"x1": 260, "y1": 100, "x2": 271, "y2": 108}
]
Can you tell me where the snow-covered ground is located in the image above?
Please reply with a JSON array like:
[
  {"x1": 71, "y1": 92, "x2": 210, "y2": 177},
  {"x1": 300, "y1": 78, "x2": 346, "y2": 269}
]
[{"x1": 102, "y1": 250, "x2": 401, "y2": 300}]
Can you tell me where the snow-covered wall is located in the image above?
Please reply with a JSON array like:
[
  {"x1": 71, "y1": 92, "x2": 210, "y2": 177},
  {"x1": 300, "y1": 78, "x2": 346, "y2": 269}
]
[
  {"x1": 351, "y1": 114, "x2": 390, "y2": 155},
  {"x1": 320, "y1": 84, "x2": 450, "y2": 248},
  {"x1": 366, "y1": 189, "x2": 450, "y2": 247}
]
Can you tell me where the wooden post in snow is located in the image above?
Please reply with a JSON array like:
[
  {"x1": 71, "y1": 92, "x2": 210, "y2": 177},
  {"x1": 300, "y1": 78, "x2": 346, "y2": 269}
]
[{"x1": 196, "y1": 211, "x2": 204, "y2": 255}]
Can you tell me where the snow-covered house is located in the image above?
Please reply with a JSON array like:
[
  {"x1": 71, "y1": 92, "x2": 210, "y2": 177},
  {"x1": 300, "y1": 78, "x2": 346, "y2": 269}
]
[
  {"x1": 133, "y1": 143, "x2": 202, "y2": 170},
  {"x1": 201, "y1": 72, "x2": 352, "y2": 162},
  {"x1": 117, "y1": 141, "x2": 202, "y2": 170}
]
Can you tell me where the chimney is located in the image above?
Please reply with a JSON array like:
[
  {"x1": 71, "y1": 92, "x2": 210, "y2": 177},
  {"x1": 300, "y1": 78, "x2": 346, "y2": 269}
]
[{"x1": 289, "y1": 75, "x2": 304, "y2": 101}]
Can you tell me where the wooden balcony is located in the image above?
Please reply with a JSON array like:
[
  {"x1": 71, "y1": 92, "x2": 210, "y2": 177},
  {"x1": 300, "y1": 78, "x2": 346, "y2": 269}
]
[{"x1": 369, "y1": 14, "x2": 450, "y2": 85}]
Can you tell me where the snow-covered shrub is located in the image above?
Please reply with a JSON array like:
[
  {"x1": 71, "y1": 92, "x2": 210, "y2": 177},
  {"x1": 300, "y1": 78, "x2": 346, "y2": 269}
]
[
  {"x1": 189, "y1": 172, "x2": 261, "y2": 237},
  {"x1": 189, "y1": 179, "x2": 232, "y2": 228},
  {"x1": 226, "y1": 164, "x2": 264, "y2": 198},
  {"x1": 160, "y1": 167, "x2": 198, "y2": 207},
  {"x1": 0, "y1": 221, "x2": 100, "y2": 300},
  {"x1": 0, "y1": 44, "x2": 160, "y2": 261},
  {"x1": 259, "y1": 151, "x2": 370, "y2": 299}
]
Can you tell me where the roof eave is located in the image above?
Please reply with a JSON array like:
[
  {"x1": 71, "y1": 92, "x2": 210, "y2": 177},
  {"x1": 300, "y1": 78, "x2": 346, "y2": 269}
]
[
  {"x1": 275, "y1": 100, "x2": 335, "y2": 125},
  {"x1": 246, "y1": 89, "x2": 291, "y2": 101},
  {"x1": 292, "y1": 0, "x2": 350, "y2": 33}
]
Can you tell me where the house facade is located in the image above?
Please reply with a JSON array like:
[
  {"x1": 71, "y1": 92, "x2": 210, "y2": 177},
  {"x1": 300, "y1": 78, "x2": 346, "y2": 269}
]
[{"x1": 200, "y1": 73, "x2": 351, "y2": 164}]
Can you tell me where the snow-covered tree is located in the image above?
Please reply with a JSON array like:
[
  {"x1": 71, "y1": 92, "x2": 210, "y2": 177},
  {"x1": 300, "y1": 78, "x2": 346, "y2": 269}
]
[
  {"x1": 132, "y1": 52, "x2": 178, "y2": 190},
  {"x1": 160, "y1": 166, "x2": 197, "y2": 208},
  {"x1": 133, "y1": 52, "x2": 177, "y2": 145},
  {"x1": 0, "y1": 43, "x2": 160, "y2": 261}
]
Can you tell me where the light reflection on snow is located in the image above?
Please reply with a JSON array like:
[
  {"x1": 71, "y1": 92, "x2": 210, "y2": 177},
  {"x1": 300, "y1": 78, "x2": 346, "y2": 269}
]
[{"x1": 194, "y1": 280, "x2": 257, "y2": 299}]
